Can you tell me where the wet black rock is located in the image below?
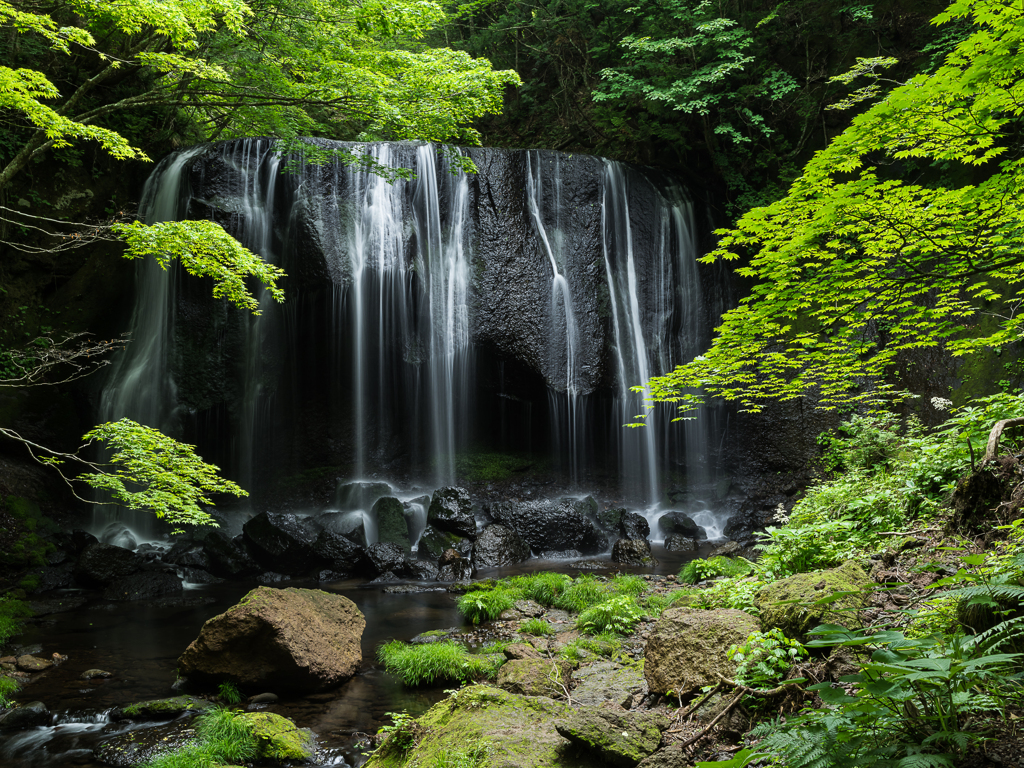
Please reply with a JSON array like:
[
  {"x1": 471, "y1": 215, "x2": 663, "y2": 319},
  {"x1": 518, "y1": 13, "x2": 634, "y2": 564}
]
[
  {"x1": 489, "y1": 498, "x2": 607, "y2": 555},
  {"x1": 418, "y1": 525, "x2": 470, "y2": 559},
  {"x1": 201, "y1": 530, "x2": 260, "y2": 578},
  {"x1": 540, "y1": 549, "x2": 583, "y2": 559},
  {"x1": 0, "y1": 701, "x2": 49, "y2": 731},
  {"x1": 257, "y1": 572, "x2": 290, "y2": 584},
  {"x1": 165, "y1": 541, "x2": 212, "y2": 571},
  {"x1": 472, "y1": 524, "x2": 531, "y2": 568},
  {"x1": 373, "y1": 496, "x2": 411, "y2": 548},
  {"x1": 311, "y1": 529, "x2": 364, "y2": 574},
  {"x1": 663, "y1": 534, "x2": 697, "y2": 552},
  {"x1": 103, "y1": 571, "x2": 183, "y2": 601},
  {"x1": 621, "y1": 512, "x2": 650, "y2": 540},
  {"x1": 428, "y1": 487, "x2": 477, "y2": 539},
  {"x1": 369, "y1": 571, "x2": 401, "y2": 583},
  {"x1": 179, "y1": 566, "x2": 224, "y2": 585},
  {"x1": 74, "y1": 542, "x2": 142, "y2": 587},
  {"x1": 316, "y1": 511, "x2": 367, "y2": 546},
  {"x1": 611, "y1": 538, "x2": 655, "y2": 566},
  {"x1": 315, "y1": 569, "x2": 349, "y2": 582},
  {"x1": 34, "y1": 563, "x2": 74, "y2": 592},
  {"x1": 657, "y1": 512, "x2": 707, "y2": 541},
  {"x1": 51, "y1": 529, "x2": 99, "y2": 557},
  {"x1": 406, "y1": 559, "x2": 440, "y2": 581},
  {"x1": 242, "y1": 512, "x2": 321, "y2": 574},
  {"x1": 438, "y1": 559, "x2": 474, "y2": 582},
  {"x1": 597, "y1": 507, "x2": 626, "y2": 531},
  {"x1": 363, "y1": 542, "x2": 407, "y2": 577}
]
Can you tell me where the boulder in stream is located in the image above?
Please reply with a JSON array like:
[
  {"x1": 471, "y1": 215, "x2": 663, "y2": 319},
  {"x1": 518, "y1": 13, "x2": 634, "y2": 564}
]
[
  {"x1": 472, "y1": 524, "x2": 530, "y2": 568},
  {"x1": 242, "y1": 512, "x2": 322, "y2": 574},
  {"x1": 178, "y1": 586, "x2": 364, "y2": 693},
  {"x1": 427, "y1": 486, "x2": 477, "y2": 538},
  {"x1": 200, "y1": 530, "x2": 260, "y2": 578},
  {"x1": 620, "y1": 511, "x2": 650, "y2": 540},
  {"x1": 657, "y1": 511, "x2": 707, "y2": 541},
  {"x1": 103, "y1": 570, "x2": 183, "y2": 601},
  {"x1": 74, "y1": 542, "x2": 141, "y2": 586},
  {"x1": 373, "y1": 496, "x2": 411, "y2": 549},
  {"x1": 336, "y1": 481, "x2": 392, "y2": 511},
  {"x1": 611, "y1": 538, "x2": 655, "y2": 566},
  {"x1": 489, "y1": 499, "x2": 606, "y2": 555},
  {"x1": 556, "y1": 707, "x2": 669, "y2": 768}
]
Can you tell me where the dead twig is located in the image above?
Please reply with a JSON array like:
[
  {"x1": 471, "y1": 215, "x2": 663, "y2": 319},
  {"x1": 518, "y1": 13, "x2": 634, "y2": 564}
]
[{"x1": 673, "y1": 690, "x2": 745, "y2": 750}]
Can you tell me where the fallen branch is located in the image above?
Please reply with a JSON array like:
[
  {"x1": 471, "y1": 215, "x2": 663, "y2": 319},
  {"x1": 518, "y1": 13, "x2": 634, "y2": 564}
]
[
  {"x1": 673, "y1": 680, "x2": 723, "y2": 723},
  {"x1": 714, "y1": 673, "x2": 806, "y2": 698},
  {"x1": 983, "y1": 418, "x2": 1024, "y2": 463},
  {"x1": 876, "y1": 528, "x2": 942, "y2": 537},
  {"x1": 673, "y1": 690, "x2": 745, "y2": 750}
]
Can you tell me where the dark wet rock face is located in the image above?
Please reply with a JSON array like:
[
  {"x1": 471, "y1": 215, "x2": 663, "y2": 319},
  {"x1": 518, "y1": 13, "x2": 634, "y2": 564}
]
[
  {"x1": 373, "y1": 496, "x2": 411, "y2": 548},
  {"x1": 620, "y1": 512, "x2": 650, "y2": 540},
  {"x1": 363, "y1": 542, "x2": 407, "y2": 577},
  {"x1": 472, "y1": 524, "x2": 531, "y2": 568},
  {"x1": 657, "y1": 511, "x2": 706, "y2": 541},
  {"x1": 201, "y1": 530, "x2": 260, "y2": 578},
  {"x1": 489, "y1": 499, "x2": 606, "y2": 555},
  {"x1": 311, "y1": 529, "x2": 364, "y2": 574},
  {"x1": 242, "y1": 512, "x2": 323, "y2": 574},
  {"x1": 437, "y1": 559, "x2": 473, "y2": 582},
  {"x1": 74, "y1": 543, "x2": 141, "y2": 586},
  {"x1": 663, "y1": 534, "x2": 697, "y2": 552},
  {"x1": 103, "y1": 570, "x2": 183, "y2": 601},
  {"x1": 336, "y1": 481, "x2": 392, "y2": 511},
  {"x1": 611, "y1": 538, "x2": 655, "y2": 566},
  {"x1": 427, "y1": 487, "x2": 476, "y2": 539}
]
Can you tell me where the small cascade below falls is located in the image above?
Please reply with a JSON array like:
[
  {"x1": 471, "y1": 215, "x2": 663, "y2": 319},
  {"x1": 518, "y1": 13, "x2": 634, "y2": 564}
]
[{"x1": 102, "y1": 140, "x2": 725, "y2": 505}]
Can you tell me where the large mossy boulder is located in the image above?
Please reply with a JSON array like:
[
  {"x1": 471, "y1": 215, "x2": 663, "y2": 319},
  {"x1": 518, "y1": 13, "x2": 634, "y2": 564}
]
[
  {"x1": 556, "y1": 707, "x2": 669, "y2": 768},
  {"x1": 178, "y1": 586, "x2": 364, "y2": 693},
  {"x1": 496, "y1": 658, "x2": 573, "y2": 697},
  {"x1": 239, "y1": 711, "x2": 315, "y2": 762},
  {"x1": 363, "y1": 685, "x2": 592, "y2": 768},
  {"x1": 374, "y1": 496, "x2": 411, "y2": 549},
  {"x1": 644, "y1": 608, "x2": 758, "y2": 695},
  {"x1": 112, "y1": 696, "x2": 214, "y2": 721},
  {"x1": 756, "y1": 560, "x2": 871, "y2": 640}
]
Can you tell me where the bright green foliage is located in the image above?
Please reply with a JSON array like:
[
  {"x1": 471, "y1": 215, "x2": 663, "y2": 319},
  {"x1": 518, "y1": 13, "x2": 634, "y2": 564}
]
[
  {"x1": 456, "y1": 587, "x2": 517, "y2": 625},
  {"x1": 646, "y1": 0, "x2": 1024, "y2": 414},
  {"x1": 727, "y1": 628, "x2": 808, "y2": 690},
  {"x1": 0, "y1": 675, "x2": 20, "y2": 708},
  {"x1": 429, "y1": 744, "x2": 489, "y2": 768},
  {"x1": 145, "y1": 707, "x2": 257, "y2": 768},
  {"x1": 79, "y1": 418, "x2": 247, "y2": 528},
  {"x1": 377, "y1": 640, "x2": 502, "y2": 686},
  {"x1": 553, "y1": 574, "x2": 609, "y2": 613},
  {"x1": 643, "y1": 589, "x2": 697, "y2": 617},
  {"x1": 113, "y1": 221, "x2": 286, "y2": 314},
  {"x1": 609, "y1": 573, "x2": 647, "y2": 598},
  {"x1": 576, "y1": 595, "x2": 643, "y2": 635},
  {"x1": 506, "y1": 572, "x2": 571, "y2": 605},
  {"x1": 679, "y1": 556, "x2": 753, "y2": 584},
  {"x1": 217, "y1": 681, "x2": 243, "y2": 705},
  {"x1": 519, "y1": 618, "x2": 553, "y2": 636}
]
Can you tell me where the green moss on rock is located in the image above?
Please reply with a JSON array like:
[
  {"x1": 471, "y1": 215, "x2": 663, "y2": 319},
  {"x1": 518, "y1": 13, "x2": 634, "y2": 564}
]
[
  {"x1": 364, "y1": 685, "x2": 593, "y2": 768},
  {"x1": 556, "y1": 707, "x2": 669, "y2": 767},
  {"x1": 495, "y1": 658, "x2": 573, "y2": 697},
  {"x1": 116, "y1": 695, "x2": 214, "y2": 720},
  {"x1": 239, "y1": 711, "x2": 315, "y2": 762},
  {"x1": 756, "y1": 560, "x2": 872, "y2": 640}
]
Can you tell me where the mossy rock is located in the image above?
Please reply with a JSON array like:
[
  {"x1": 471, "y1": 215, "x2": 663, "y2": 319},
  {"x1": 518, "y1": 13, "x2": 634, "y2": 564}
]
[
  {"x1": 755, "y1": 560, "x2": 871, "y2": 640},
  {"x1": 114, "y1": 695, "x2": 214, "y2": 720},
  {"x1": 239, "y1": 711, "x2": 315, "y2": 762},
  {"x1": 363, "y1": 685, "x2": 592, "y2": 768},
  {"x1": 556, "y1": 707, "x2": 669, "y2": 767},
  {"x1": 644, "y1": 608, "x2": 758, "y2": 695},
  {"x1": 496, "y1": 658, "x2": 573, "y2": 697}
]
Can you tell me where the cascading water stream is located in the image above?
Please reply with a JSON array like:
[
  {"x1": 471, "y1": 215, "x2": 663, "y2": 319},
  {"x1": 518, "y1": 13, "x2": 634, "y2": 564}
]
[{"x1": 525, "y1": 151, "x2": 584, "y2": 486}]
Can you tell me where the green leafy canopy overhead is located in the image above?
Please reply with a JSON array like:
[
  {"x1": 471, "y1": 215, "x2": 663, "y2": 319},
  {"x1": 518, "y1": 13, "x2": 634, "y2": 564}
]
[{"x1": 645, "y1": 0, "x2": 1024, "y2": 415}]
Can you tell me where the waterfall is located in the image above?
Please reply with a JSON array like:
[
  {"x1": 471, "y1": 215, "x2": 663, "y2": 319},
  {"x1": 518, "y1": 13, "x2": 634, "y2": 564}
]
[
  {"x1": 524, "y1": 151, "x2": 585, "y2": 487},
  {"x1": 102, "y1": 140, "x2": 721, "y2": 510}
]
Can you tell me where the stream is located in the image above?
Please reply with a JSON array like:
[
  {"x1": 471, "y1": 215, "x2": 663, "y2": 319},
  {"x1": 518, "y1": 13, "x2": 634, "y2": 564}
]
[{"x1": 3, "y1": 544, "x2": 712, "y2": 767}]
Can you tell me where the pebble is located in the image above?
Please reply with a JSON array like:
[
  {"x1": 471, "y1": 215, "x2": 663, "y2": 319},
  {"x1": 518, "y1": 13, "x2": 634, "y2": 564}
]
[{"x1": 81, "y1": 669, "x2": 113, "y2": 680}]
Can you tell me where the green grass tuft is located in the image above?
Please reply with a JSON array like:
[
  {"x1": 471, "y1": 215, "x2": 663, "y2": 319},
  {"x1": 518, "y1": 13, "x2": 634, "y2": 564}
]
[
  {"x1": 508, "y1": 572, "x2": 571, "y2": 605},
  {"x1": 217, "y1": 680, "x2": 243, "y2": 705},
  {"x1": 609, "y1": 573, "x2": 647, "y2": 597},
  {"x1": 456, "y1": 587, "x2": 519, "y2": 624},
  {"x1": 378, "y1": 640, "x2": 500, "y2": 686},
  {"x1": 145, "y1": 707, "x2": 256, "y2": 768},
  {"x1": 519, "y1": 617, "x2": 554, "y2": 636},
  {"x1": 554, "y1": 574, "x2": 609, "y2": 612},
  {"x1": 679, "y1": 556, "x2": 753, "y2": 584}
]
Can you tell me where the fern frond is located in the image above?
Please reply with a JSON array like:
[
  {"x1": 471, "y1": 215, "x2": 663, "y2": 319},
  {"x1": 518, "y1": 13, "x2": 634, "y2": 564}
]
[{"x1": 975, "y1": 613, "x2": 1024, "y2": 652}]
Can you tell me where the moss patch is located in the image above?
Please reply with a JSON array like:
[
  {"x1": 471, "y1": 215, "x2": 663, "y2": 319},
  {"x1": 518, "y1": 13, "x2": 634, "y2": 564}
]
[
  {"x1": 116, "y1": 695, "x2": 214, "y2": 720},
  {"x1": 365, "y1": 685, "x2": 592, "y2": 768},
  {"x1": 239, "y1": 711, "x2": 315, "y2": 762},
  {"x1": 756, "y1": 560, "x2": 872, "y2": 640}
]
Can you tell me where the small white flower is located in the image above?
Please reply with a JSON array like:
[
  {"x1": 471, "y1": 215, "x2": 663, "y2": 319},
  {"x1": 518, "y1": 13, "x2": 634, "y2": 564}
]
[
  {"x1": 622, "y1": 732, "x2": 629, "y2": 738},
  {"x1": 930, "y1": 396, "x2": 953, "y2": 411}
]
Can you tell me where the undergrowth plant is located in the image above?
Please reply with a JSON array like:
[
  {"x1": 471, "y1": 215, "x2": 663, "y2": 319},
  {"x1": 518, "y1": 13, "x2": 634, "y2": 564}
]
[
  {"x1": 217, "y1": 680, "x2": 243, "y2": 705},
  {"x1": 576, "y1": 595, "x2": 643, "y2": 635},
  {"x1": 727, "y1": 629, "x2": 807, "y2": 690},
  {"x1": 519, "y1": 618, "x2": 553, "y2": 636},
  {"x1": 378, "y1": 640, "x2": 502, "y2": 686},
  {"x1": 145, "y1": 707, "x2": 256, "y2": 768},
  {"x1": 0, "y1": 595, "x2": 32, "y2": 646},
  {"x1": 679, "y1": 556, "x2": 753, "y2": 584},
  {"x1": 0, "y1": 676, "x2": 20, "y2": 708}
]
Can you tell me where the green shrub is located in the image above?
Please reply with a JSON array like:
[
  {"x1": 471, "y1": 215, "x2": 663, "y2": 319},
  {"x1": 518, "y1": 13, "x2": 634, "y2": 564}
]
[
  {"x1": 217, "y1": 681, "x2": 243, "y2": 705},
  {"x1": 457, "y1": 587, "x2": 518, "y2": 624},
  {"x1": 576, "y1": 595, "x2": 643, "y2": 635},
  {"x1": 378, "y1": 640, "x2": 501, "y2": 686},
  {"x1": 643, "y1": 589, "x2": 698, "y2": 617},
  {"x1": 508, "y1": 572, "x2": 571, "y2": 605},
  {"x1": 0, "y1": 676, "x2": 20, "y2": 708},
  {"x1": 519, "y1": 618, "x2": 553, "y2": 636},
  {"x1": 679, "y1": 556, "x2": 753, "y2": 584},
  {"x1": 554, "y1": 574, "x2": 609, "y2": 612},
  {"x1": 145, "y1": 707, "x2": 256, "y2": 768},
  {"x1": 609, "y1": 573, "x2": 647, "y2": 598},
  {"x1": 727, "y1": 629, "x2": 807, "y2": 690}
]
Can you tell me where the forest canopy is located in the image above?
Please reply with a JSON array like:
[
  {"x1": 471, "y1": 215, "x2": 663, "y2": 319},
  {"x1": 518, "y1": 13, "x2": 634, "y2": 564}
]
[{"x1": 644, "y1": 0, "x2": 1024, "y2": 415}]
